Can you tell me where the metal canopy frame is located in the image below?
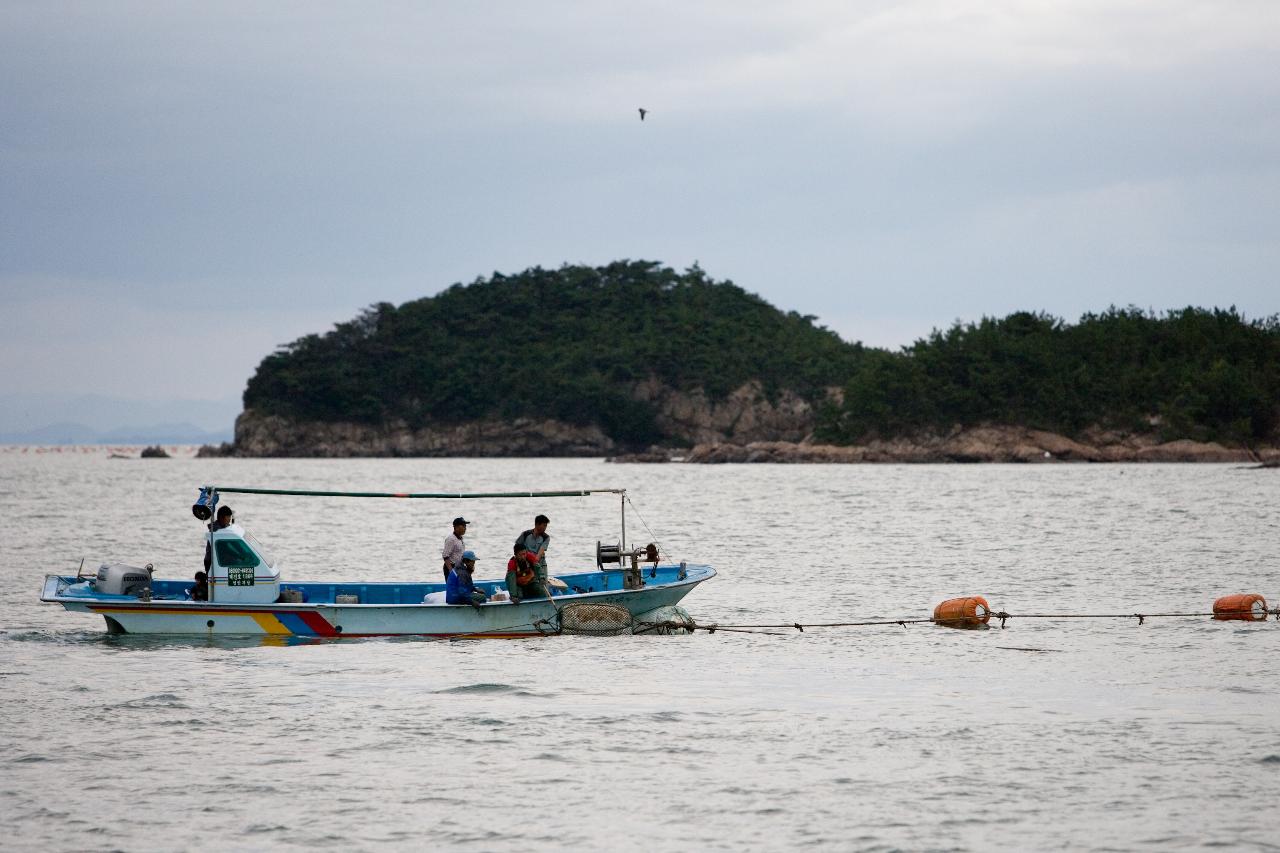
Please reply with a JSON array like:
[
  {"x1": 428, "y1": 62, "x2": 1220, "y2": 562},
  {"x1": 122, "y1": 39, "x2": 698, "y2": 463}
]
[
  {"x1": 205, "y1": 486, "x2": 625, "y2": 499},
  {"x1": 198, "y1": 485, "x2": 630, "y2": 551}
]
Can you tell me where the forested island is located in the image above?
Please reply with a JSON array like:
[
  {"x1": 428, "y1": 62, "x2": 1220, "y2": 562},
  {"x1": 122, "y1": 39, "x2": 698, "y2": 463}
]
[{"x1": 224, "y1": 261, "x2": 1280, "y2": 462}]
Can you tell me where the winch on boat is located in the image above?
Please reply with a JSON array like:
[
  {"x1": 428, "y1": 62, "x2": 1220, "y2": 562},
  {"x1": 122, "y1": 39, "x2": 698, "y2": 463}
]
[{"x1": 597, "y1": 541, "x2": 662, "y2": 590}]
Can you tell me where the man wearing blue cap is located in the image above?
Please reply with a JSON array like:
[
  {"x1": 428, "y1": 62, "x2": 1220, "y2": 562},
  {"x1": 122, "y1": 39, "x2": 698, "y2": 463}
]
[
  {"x1": 446, "y1": 550, "x2": 488, "y2": 608},
  {"x1": 441, "y1": 517, "x2": 468, "y2": 581}
]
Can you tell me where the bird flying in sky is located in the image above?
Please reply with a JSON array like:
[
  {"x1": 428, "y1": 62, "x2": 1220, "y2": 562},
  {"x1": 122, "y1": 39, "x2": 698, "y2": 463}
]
[{"x1": 638, "y1": 108, "x2": 648, "y2": 121}]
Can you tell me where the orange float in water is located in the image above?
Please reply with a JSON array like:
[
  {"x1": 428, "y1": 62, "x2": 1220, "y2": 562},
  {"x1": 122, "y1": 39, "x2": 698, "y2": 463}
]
[
  {"x1": 933, "y1": 596, "x2": 991, "y2": 629},
  {"x1": 1212, "y1": 593, "x2": 1268, "y2": 621}
]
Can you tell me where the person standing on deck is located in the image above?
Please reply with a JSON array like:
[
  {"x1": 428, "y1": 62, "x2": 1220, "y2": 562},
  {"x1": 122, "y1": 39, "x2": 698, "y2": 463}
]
[
  {"x1": 203, "y1": 505, "x2": 234, "y2": 571},
  {"x1": 441, "y1": 517, "x2": 468, "y2": 581},
  {"x1": 514, "y1": 514, "x2": 551, "y2": 589}
]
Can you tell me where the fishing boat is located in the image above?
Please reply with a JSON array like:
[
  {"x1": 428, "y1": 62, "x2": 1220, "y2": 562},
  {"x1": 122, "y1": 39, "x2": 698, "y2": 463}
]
[{"x1": 40, "y1": 485, "x2": 715, "y2": 638}]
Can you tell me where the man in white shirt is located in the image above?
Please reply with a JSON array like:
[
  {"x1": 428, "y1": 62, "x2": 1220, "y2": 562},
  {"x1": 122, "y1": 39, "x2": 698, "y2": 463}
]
[{"x1": 441, "y1": 517, "x2": 468, "y2": 581}]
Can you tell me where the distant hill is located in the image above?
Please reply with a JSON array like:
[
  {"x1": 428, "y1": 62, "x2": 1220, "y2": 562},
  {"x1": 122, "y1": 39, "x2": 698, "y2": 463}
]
[
  {"x1": 236, "y1": 261, "x2": 1280, "y2": 456},
  {"x1": 0, "y1": 422, "x2": 233, "y2": 446},
  {"x1": 242, "y1": 261, "x2": 861, "y2": 451},
  {"x1": 0, "y1": 393, "x2": 238, "y2": 444}
]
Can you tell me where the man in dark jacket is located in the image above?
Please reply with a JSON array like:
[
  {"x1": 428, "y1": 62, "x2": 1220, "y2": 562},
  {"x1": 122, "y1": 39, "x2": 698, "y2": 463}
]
[
  {"x1": 446, "y1": 550, "x2": 488, "y2": 608},
  {"x1": 203, "y1": 506, "x2": 234, "y2": 570}
]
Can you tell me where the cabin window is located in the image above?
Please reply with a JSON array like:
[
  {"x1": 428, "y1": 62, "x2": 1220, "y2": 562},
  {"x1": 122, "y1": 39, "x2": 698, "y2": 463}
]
[
  {"x1": 215, "y1": 539, "x2": 261, "y2": 569},
  {"x1": 244, "y1": 533, "x2": 276, "y2": 568}
]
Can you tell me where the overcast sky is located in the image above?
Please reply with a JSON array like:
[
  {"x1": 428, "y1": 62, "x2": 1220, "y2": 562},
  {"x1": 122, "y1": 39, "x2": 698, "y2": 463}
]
[{"x1": 2, "y1": 1, "x2": 1277, "y2": 427}]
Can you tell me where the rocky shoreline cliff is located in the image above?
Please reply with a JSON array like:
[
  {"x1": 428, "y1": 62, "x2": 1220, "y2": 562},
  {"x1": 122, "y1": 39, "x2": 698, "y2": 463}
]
[
  {"x1": 221, "y1": 380, "x2": 823, "y2": 458},
  {"x1": 213, "y1": 404, "x2": 1278, "y2": 463},
  {"x1": 616, "y1": 425, "x2": 1280, "y2": 464}
]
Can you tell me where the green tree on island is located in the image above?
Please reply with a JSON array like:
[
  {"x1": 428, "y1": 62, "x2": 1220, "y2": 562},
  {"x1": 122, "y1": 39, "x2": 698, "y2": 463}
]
[{"x1": 243, "y1": 263, "x2": 1280, "y2": 448}]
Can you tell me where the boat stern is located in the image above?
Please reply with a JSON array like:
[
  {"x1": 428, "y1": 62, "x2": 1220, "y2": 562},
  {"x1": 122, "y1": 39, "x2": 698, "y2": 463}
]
[
  {"x1": 41, "y1": 574, "x2": 65, "y2": 602},
  {"x1": 41, "y1": 574, "x2": 102, "y2": 614}
]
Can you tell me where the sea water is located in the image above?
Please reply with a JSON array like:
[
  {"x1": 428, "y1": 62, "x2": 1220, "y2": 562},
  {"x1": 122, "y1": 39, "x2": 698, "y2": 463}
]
[{"x1": 1, "y1": 451, "x2": 1278, "y2": 851}]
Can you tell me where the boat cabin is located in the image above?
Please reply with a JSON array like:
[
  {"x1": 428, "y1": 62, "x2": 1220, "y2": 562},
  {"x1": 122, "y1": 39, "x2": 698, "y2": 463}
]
[{"x1": 207, "y1": 524, "x2": 281, "y2": 604}]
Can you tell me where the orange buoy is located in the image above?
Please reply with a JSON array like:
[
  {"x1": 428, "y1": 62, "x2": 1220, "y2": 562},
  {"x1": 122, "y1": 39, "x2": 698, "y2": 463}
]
[
  {"x1": 1212, "y1": 593, "x2": 1268, "y2": 621},
  {"x1": 933, "y1": 596, "x2": 991, "y2": 629}
]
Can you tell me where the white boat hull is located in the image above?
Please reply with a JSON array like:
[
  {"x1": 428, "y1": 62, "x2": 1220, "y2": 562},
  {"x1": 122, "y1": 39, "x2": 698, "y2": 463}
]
[{"x1": 42, "y1": 566, "x2": 714, "y2": 638}]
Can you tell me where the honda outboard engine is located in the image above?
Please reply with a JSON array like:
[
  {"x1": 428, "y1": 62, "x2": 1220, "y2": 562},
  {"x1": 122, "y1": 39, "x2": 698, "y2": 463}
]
[{"x1": 95, "y1": 563, "x2": 153, "y2": 596}]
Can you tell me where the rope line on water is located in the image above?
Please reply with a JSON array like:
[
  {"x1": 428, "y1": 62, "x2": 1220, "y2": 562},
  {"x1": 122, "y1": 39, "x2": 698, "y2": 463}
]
[
  {"x1": 411, "y1": 603, "x2": 576, "y2": 642},
  {"x1": 693, "y1": 607, "x2": 1280, "y2": 633},
  {"x1": 316, "y1": 601, "x2": 1280, "y2": 642},
  {"x1": 427, "y1": 604, "x2": 1280, "y2": 640},
  {"x1": 412, "y1": 617, "x2": 553, "y2": 643}
]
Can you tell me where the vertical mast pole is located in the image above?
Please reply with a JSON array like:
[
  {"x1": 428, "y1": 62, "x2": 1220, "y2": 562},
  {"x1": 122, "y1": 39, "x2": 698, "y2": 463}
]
[
  {"x1": 620, "y1": 490, "x2": 626, "y2": 552},
  {"x1": 208, "y1": 489, "x2": 218, "y2": 603}
]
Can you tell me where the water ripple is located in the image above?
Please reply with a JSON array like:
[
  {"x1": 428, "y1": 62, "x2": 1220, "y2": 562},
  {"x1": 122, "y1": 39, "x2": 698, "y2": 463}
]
[{"x1": 4, "y1": 457, "x2": 1280, "y2": 852}]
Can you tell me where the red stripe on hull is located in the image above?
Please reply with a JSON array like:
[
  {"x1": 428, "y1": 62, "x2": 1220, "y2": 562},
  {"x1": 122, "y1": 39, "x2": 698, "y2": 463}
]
[{"x1": 296, "y1": 611, "x2": 339, "y2": 636}]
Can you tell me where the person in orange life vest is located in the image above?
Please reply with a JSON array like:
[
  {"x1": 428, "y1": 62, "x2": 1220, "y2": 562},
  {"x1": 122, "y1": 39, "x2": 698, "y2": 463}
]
[
  {"x1": 514, "y1": 514, "x2": 550, "y2": 587},
  {"x1": 505, "y1": 543, "x2": 547, "y2": 603}
]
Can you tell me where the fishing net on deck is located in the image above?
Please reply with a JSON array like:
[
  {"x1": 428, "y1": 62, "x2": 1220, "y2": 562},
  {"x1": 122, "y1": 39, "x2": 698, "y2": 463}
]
[{"x1": 556, "y1": 603, "x2": 634, "y2": 636}]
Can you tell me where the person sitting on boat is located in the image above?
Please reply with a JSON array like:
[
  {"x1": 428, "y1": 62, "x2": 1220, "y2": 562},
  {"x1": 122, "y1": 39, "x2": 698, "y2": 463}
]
[
  {"x1": 203, "y1": 505, "x2": 234, "y2": 571},
  {"x1": 514, "y1": 514, "x2": 550, "y2": 589},
  {"x1": 189, "y1": 570, "x2": 208, "y2": 602},
  {"x1": 445, "y1": 550, "x2": 488, "y2": 608},
  {"x1": 505, "y1": 543, "x2": 547, "y2": 603},
  {"x1": 441, "y1": 516, "x2": 468, "y2": 581}
]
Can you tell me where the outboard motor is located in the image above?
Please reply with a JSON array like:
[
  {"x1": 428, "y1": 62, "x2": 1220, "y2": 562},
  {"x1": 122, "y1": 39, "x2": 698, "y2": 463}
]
[{"x1": 95, "y1": 563, "x2": 153, "y2": 597}]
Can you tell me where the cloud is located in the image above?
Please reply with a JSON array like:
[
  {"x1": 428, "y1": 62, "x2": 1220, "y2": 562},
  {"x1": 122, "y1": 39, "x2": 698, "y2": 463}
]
[
  {"x1": 0, "y1": 276, "x2": 349, "y2": 400},
  {"x1": 0, "y1": 0, "x2": 1276, "y2": 401}
]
